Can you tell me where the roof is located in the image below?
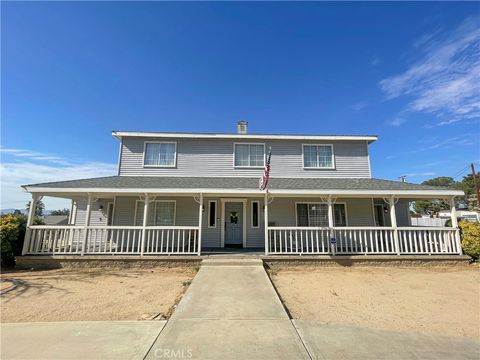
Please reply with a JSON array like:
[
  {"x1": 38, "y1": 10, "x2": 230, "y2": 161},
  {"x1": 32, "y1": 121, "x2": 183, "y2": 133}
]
[
  {"x1": 22, "y1": 176, "x2": 464, "y2": 197},
  {"x1": 43, "y1": 215, "x2": 69, "y2": 225},
  {"x1": 112, "y1": 131, "x2": 378, "y2": 143}
]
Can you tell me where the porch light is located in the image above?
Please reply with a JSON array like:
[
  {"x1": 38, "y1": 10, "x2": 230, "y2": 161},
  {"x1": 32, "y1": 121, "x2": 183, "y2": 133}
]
[{"x1": 384, "y1": 206, "x2": 389, "y2": 213}]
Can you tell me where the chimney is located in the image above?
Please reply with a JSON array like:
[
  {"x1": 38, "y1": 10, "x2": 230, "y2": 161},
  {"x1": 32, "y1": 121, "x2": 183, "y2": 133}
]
[{"x1": 237, "y1": 120, "x2": 248, "y2": 134}]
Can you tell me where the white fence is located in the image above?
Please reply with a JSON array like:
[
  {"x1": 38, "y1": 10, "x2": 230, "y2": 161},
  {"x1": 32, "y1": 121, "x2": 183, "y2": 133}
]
[
  {"x1": 24, "y1": 226, "x2": 200, "y2": 255},
  {"x1": 267, "y1": 227, "x2": 461, "y2": 255},
  {"x1": 410, "y1": 217, "x2": 447, "y2": 227}
]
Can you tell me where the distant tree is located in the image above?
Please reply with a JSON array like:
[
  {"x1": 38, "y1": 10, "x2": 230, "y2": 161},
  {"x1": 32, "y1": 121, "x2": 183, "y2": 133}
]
[
  {"x1": 26, "y1": 199, "x2": 45, "y2": 217},
  {"x1": 13, "y1": 209, "x2": 22, "y2": 215},
  {"x1": 413, "y1": 177, "x2": 455, "y2": 215},
  {"x1": 49, "y1": 208, "x2": 70, "y2": 216},
  {"x1": 422, "y1": 177, "x2": 456, "y2": 188},
  {"x1": 453, "y1": 173, "x2": 480, "y2": 211}
]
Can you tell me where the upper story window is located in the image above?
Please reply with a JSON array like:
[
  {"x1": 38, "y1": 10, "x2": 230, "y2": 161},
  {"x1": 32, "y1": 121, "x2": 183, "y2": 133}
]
[
  {"x1": 143, "y1": 142, "x2": 177, "y2": 167},
  {"x1": 303, "y1": 144, "x2": 334, "y2": 169},
  {"x1": 234, "y1": 143, "x2": 265, "y2": 168}
]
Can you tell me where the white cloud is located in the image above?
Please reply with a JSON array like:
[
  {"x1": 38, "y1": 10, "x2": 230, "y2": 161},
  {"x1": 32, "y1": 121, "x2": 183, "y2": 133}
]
[
  {"x1": 0, "y1": 148, "x2": 116, "y2": 209},
  {"x1": 380, "y1": 17, "x2": 480, "y2": 125},
  {"x1": 387, "y1": 116, "x2": 407, "y2": 127},
  {"x1": 350, "y1": 101, "x2": 367, "y2": 112},
  {"x1": 403, "y1": 172, "x2": 436, "y2": 177}
]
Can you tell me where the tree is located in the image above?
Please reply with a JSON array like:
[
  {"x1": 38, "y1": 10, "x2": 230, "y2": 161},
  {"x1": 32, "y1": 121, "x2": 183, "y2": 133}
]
[
  {"x1": 413, "y1": 177, "x2": 453, "y2": 215},
  {"x1": 422, "y1": 177, "x2": 456, "y2": 188},
  {"x1": 26, "y1": 199, "x2": 45, "y2": 217},
  {"x1": 50, "y1": 208, "x2": 70, "y2": 216},
  {"x1": 453, "y1": 173, "x2": 480, "y2": 211}
]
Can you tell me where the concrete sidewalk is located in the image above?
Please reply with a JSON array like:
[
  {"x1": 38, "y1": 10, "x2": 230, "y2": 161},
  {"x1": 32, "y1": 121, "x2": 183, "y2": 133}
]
[
  {"x1": 0, "y1": 321, "x2": 166, "y2": 359},
  {"x1": 145, "y1": 258, "x2": 310, "y2": 359}
]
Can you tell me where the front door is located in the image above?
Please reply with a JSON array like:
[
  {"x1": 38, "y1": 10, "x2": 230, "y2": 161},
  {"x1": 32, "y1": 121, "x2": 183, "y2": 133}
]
[{"x1": 224, "y1": 202, "x2": 243, "y2": 247}]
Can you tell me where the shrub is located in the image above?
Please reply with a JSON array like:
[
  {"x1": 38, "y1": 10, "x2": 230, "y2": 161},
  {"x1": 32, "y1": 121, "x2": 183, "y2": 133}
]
[
  {"x1": 0, "y1": 215, "x2": 21, "y2": 267},
  {"x1": 459, "y1": 221, "x2": 480, "y2": 260}
]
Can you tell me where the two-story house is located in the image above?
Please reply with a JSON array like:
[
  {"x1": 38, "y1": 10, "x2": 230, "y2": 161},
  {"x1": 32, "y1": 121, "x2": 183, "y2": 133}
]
[{"x1": 21, "y1": 122, "x2": 464, "y2": 257}]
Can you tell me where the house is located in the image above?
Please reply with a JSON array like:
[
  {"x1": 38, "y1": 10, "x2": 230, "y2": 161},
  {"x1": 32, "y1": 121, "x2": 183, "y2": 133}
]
[{"x1": 21, "y1": 122, "x2": 464, "y2": 256}]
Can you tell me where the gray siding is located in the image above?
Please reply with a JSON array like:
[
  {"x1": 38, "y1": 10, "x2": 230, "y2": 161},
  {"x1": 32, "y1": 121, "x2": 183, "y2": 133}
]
[
  {"x1": 268, "y1": 197, "x2": 376, "y2": 227},
  {"x1": 118, "y1": 137, "x2": 371, "y2": 178},
  {"x1": 74, "y1": 198, "x2": 113, "y2": 226}
]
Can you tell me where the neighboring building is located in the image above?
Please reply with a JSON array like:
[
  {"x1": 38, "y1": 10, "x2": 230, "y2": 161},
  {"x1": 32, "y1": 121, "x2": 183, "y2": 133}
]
[
  {"x1": 439, "y1": 210, "x2": 479, "y2": 223},
  {"x1": 43, "y1": 215, "x2": 69, "y2": 226},
  {"x1": 22, "y1": 122, "x2": 464, "y2": 256}
]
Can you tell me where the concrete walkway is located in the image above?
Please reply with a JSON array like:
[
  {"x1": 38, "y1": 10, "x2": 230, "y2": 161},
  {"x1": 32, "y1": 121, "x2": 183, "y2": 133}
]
[
  {"x1": 145, "y1": 258, "x2": 310, "y2": 359},
  {"x1": 2, "y1": 259, "x2": 479, "y2": 359},
  {"x1": 0, "y1": 321, "x2": 166, "y2": 359}
]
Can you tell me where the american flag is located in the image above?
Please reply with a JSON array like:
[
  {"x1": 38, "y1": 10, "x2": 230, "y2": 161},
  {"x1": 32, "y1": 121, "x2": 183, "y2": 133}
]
[{"x1": 259, "y1": 148, "x2": 272, "y2": 191}]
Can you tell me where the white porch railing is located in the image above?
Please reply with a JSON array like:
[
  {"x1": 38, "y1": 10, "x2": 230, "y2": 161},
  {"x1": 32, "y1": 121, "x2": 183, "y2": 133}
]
[
  {"x1": 267, "y1": 227, "x2": 461, "y2": 255},
  {"x1": 24, "y1": 226, "x2": 200, "y2": 255}
]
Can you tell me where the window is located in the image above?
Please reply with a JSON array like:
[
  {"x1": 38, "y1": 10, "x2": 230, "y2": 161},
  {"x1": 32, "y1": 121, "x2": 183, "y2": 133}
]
[
  {"x1": 144, "y1": 142, "x2": 176, "y2": 167},
  {"x1": 208, "y1": 201, "x2": 217, "y2": 228},
  {"x1": 333, "y1": 204, "x2": 347, "y2": 227},
  {"x1": 303, "y1": 145, "x2": 334, "y2": 168},
  {"x1": 251, "y1": 201, "x2": 259, "y2": 228},
  {"x1": 135, "y1": 201, "x2": 176, "y2": 226},
  {"x1": 234, "y1": 143, "x2": 265, "y2": 167},
  {"x1": 296, "y1": 203, "x2": 347, "y2": 227}
]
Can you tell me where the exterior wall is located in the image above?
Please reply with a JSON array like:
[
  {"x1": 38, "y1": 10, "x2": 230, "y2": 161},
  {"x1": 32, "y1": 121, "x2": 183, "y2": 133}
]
[
  {"x1": 373, "y1": 199, "x2": 410, "y2": 227},
  {"x1": 74, "y1": 197, "x2": 113, "y2": 226},
  {"x1": 268, "y1": 197, "x2": 376, "y2": 227},
  {"x1": 118, "y1": 137, "x2": 371, "y2": 178},
  {"x1": 73, "y1": 196, "x2": 410, "y2": 249}
]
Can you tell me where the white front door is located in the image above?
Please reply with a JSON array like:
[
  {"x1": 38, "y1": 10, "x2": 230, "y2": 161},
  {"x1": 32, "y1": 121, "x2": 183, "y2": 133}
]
[{"x1": 224, "y1": 202, "x2": 243, "y2": 246}]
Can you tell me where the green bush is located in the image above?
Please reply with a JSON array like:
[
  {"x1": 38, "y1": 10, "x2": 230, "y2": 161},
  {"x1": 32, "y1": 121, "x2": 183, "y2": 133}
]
[
  {"x1": 1, "y1": 215, "x2": 22, "y2": 267},
  {"x1": 459, "y1": 221, "x2": 480, "y2": 260}
]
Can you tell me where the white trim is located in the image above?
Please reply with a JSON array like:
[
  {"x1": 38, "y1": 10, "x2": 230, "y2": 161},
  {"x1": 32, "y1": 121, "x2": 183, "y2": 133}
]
[
  {"x1": 142, "y1": 141, "x2": 177, "y2": 168},
  {"x1": 208, "y1": 200, "x2": 217, "y2": 228},
  {"x1": 251, "y1": 200, "x2": 260, "y2": 228},
  {"x1": 117, "y1": 138, "x2": 123, "y2": 176},
  {"x1": 221, "y1": 198, "x2": 247, "y2": 248},
  {"x1": 112, "y1": 131, "x2": 378, "y2": 143},
  {"x1": 294, "y1": 201, "x2": 348, "y2": 227},
  {"x1": 366, "y1": 140, "x2": 372, "y2": 178},
  {"x1": 134, "y1": 199, "x2": 176, "y2": 226},
  {"x1": 302, "y1": 144, "x2": 335, "y2": 169},
  {"x1": 233, "y1": 142, "x2": 265, "y2": 168}
]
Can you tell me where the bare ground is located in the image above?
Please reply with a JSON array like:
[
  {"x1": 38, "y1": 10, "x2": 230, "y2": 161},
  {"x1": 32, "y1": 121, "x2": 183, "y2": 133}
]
[
  {"x1": 0, "y1": 267, "x2": 196, "y2": 322},
  {"x1": 270, "y1": 265, "x2": 480, "y2": 340}
]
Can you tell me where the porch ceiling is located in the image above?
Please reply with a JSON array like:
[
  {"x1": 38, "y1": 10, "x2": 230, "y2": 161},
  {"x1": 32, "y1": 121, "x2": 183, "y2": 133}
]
[{"x1": 22, "y1": 176, "x2": 464, "y2": 198}]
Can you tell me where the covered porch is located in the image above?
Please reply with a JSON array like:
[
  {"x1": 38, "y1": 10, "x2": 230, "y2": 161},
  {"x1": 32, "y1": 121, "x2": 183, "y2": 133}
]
[{"x1": 21, "y1": 178, "x2": 464, "y2": 257}]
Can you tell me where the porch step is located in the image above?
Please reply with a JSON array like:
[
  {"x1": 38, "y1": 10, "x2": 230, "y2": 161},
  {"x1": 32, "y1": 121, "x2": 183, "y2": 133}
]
[{"x1": 201, "y1": 258, "x2": 263, "y2": 267}]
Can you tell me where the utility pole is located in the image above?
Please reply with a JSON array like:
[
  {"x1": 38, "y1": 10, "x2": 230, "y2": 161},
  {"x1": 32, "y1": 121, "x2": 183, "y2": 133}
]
[
  {"x1": 471, "y1": 163, "x2": 480, "y2": 206},
  {"x1": 398, "y1": 175, "x2": 407, "y2": 183}
]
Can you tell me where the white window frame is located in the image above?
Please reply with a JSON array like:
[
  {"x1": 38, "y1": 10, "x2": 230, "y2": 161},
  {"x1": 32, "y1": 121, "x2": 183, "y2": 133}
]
[
  {"x1": 208, "y1": 200, "x2": 217, "y2": 228},
  {"x1": 295, "y1": 201, "x2": 348, "y2": 227},
  {"x1": 143, "y1": 141, "x2": 177, "y2": 168},
  {"x1": 251, "y1": 201, "x2": 260, "y2": 229},
  {"x1": 134, "y1": 200, "x2": 176, "y2": 226},
  {"x1": 302, "y1": 144, "x2": 335, "y2": 169},
  {"x1": 233, "y1": 143, "x2": 265, "y2": 168}
]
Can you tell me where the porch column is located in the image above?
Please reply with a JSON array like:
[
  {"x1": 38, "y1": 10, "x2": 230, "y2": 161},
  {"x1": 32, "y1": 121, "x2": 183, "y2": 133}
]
[
  {"x1": 81, "y1": 193, "x2": 92, "y2": 256},
  {"x1": 389, "y1": 196, "x2": 400, "y2": 255},
  {"x1": 327, "y1": 196, "x2": 334, "y2": 228},
  {"x1": 450, "y1": 197, "x2": 462, "y2": 254},
  {"x1": 327, "y1": 196, "x2": 335, "y2": 254},
  {"x1": 22, "y1": 193, "x2": 39, "y2": 255},
  {"x1": 197, "y1": 193, "x2": 203, "y2": 256},
  {"x1": 140, "y1": 194, "x2": 149, "y2": 256},
  {"x1": 264, "y1": 193, "x2": 269, "y2": 255}
]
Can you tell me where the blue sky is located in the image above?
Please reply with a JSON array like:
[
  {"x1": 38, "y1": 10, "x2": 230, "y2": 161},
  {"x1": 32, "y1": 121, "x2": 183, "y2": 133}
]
[{"x1": 1, "y1": 2, "x2": 479, "y2": 209}]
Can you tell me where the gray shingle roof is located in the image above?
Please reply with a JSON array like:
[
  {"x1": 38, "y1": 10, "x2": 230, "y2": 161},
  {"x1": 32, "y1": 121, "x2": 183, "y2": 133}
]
[{"x1": 23, "y1": 176, "x2": 454, "y2": 192}]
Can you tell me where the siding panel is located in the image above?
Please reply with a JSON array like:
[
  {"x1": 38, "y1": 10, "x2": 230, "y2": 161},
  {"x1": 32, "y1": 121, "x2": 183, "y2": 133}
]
[{"x1": 119, "y1": 138, "x2": 371, "y2": 178}]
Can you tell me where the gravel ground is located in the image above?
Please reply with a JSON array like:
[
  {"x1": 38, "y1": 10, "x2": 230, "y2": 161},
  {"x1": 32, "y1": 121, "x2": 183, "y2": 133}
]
[
  {"x1": 1, "y1": 267, "x2": 196, "y2": 322},
  {"x1": 270, "y1": 265, "x2": 480, "y2": 340}
]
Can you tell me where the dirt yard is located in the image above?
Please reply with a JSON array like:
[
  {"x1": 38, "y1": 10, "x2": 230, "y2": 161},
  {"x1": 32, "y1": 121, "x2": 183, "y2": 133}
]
[
  {"x1": 1, "y1": 267, "x2": 196, "y2": 322},
  {"x1": 271, "y1": 265, "x2": 480, "y2": 340}
]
